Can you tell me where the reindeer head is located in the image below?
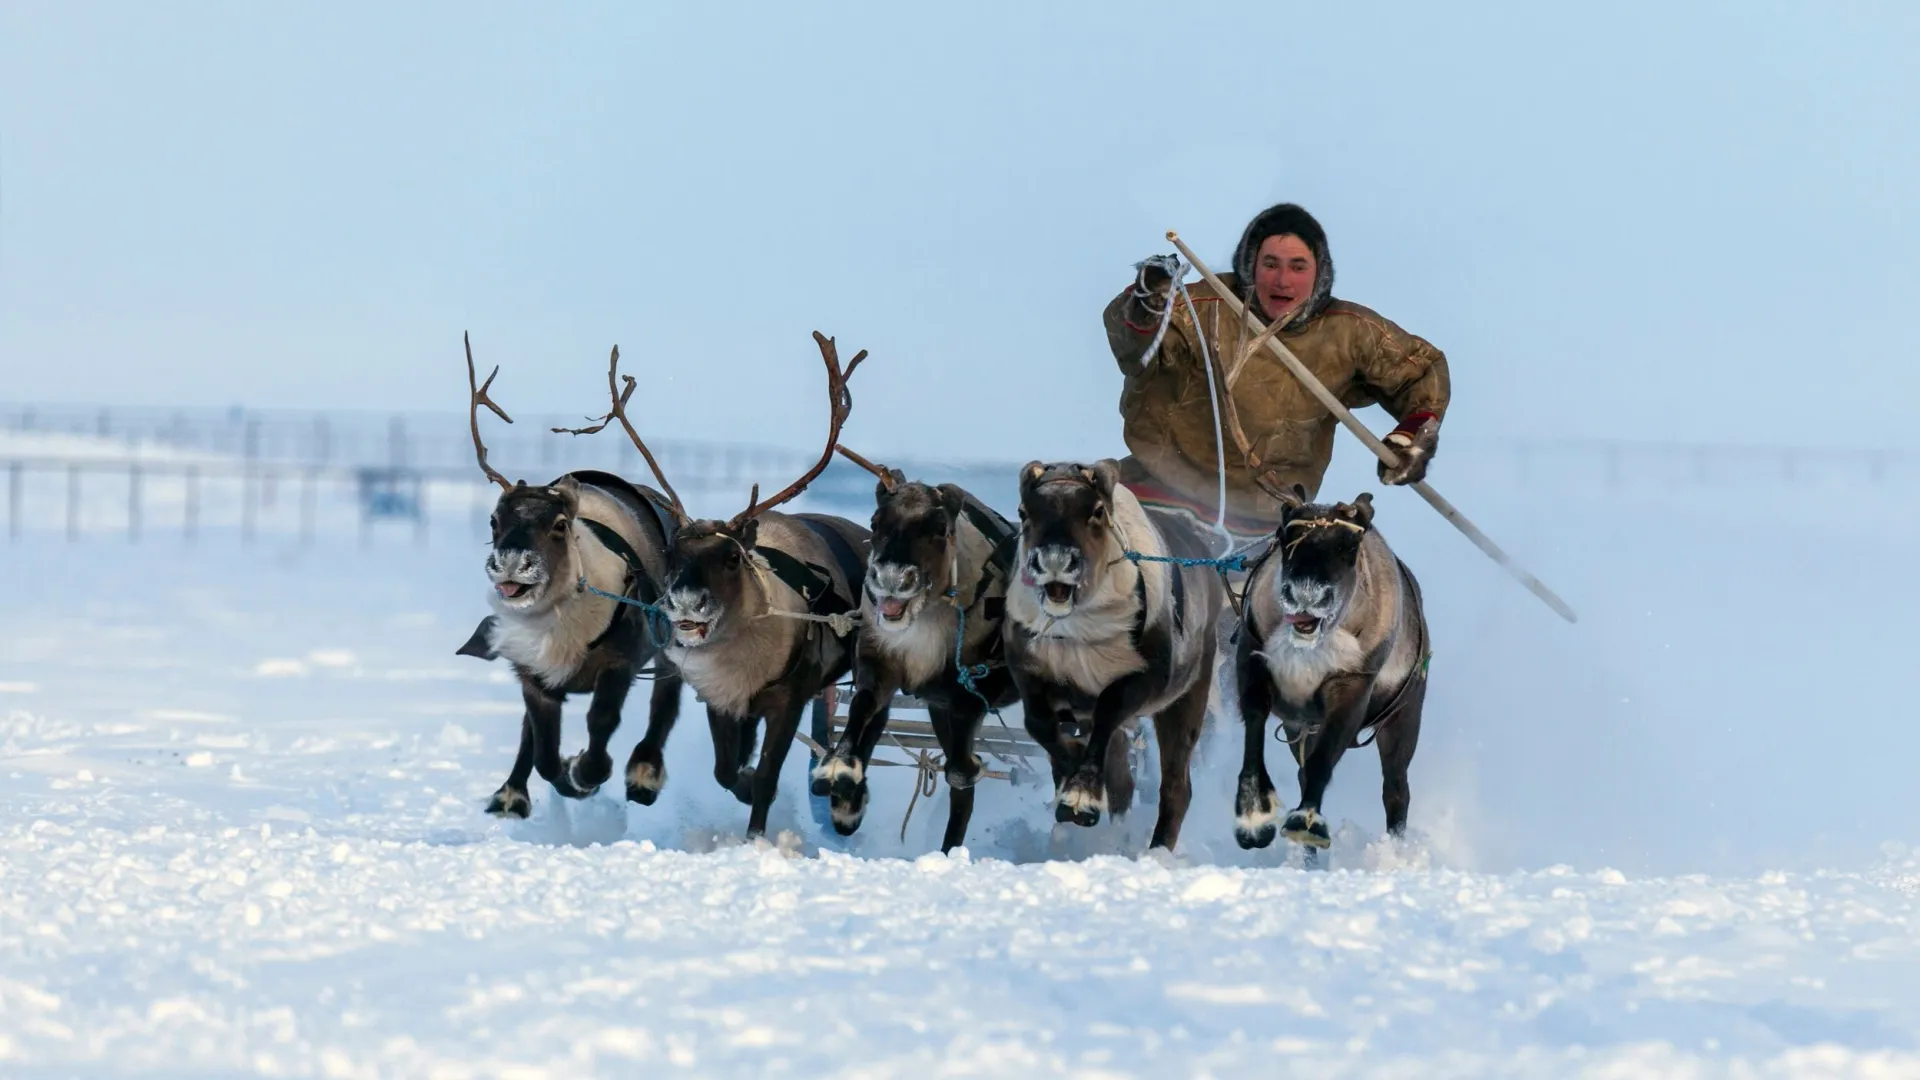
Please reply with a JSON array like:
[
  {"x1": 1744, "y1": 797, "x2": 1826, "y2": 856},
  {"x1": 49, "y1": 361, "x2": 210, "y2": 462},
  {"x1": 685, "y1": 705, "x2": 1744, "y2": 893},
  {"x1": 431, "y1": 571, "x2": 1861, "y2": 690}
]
[
  {"x1": 484, "y1": 478, "x2": 586, "y2": 615},
  {"x1": 658, "y1": 517, "x2": 768, "y2": 648},
  {"x1": 1014, "y1": 459, "x2": 1125, "y2": 620},
  {"x1": 1268, "y1": 482, "x2": 1375, "y2": 645},
  {"x1": 863, "y1": 471, "x2": 968, "y2": 632}
]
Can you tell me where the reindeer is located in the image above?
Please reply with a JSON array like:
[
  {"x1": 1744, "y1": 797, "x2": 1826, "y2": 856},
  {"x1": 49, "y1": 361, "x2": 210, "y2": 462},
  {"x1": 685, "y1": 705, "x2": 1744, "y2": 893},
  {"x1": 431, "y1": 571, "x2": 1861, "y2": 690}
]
[
  {"x1": 1001, "y1": 459, "x2": 1223, "y2": 852},
  {"x1": 454, "y1": 336, "x2": 691, "y2": 817},
  {"x1": 614, "y1": 332, "x2": 873, "y2": 840},
  {"x1": 809, "y1": 447, "x2": 1021, "y2": 852},
  {"x1": 1230, "y1": 485, "x2": 1430, "y2": 852}
]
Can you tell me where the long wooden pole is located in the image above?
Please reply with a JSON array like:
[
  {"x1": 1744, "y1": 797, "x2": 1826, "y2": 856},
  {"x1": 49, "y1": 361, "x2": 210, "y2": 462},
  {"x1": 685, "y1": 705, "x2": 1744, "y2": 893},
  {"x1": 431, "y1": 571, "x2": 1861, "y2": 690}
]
[{"x1": 1166, "y1": 230, "x2": 1578, "y2": 624}]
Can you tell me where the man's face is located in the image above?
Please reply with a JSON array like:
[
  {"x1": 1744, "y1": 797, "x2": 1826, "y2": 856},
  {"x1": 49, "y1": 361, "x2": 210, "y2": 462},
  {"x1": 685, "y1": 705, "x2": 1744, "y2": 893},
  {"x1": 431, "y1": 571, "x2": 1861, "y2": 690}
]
[{"x1": 1252, "y1": 233, "x2": 1317, "y2": 323}]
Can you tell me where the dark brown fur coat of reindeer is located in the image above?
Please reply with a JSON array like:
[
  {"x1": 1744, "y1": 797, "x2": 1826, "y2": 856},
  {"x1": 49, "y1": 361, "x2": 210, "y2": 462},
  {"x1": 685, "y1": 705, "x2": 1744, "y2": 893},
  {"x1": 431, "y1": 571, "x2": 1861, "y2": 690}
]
[
  {"x1": 1002, "y1": 459, "x2": 1223, "y2": 852},
  {"x1": 1231, "y1": 485, "x2": 1430, "y2": 853},
  {"x1": 810, "y1": 448, "x2": 1020, "y2": 852},
  {"x1": 632, "y1": 332, "x2": 874, "y2": 839},
  {"x1": 454, "y1": 335, "x2": 687, "y2": 818}
]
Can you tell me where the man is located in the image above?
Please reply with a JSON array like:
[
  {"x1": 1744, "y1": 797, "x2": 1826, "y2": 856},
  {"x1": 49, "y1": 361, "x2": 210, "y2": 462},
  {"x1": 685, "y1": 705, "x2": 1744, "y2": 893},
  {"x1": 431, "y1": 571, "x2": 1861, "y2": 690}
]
[{"x1": 1103, "y1": 202, "x2": 1450, "y2": 546}]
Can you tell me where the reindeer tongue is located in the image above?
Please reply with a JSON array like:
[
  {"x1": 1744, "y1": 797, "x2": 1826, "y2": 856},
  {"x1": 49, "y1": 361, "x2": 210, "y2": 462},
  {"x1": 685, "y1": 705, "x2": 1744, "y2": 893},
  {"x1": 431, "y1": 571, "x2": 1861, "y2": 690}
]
[{"x1": 879, "y1": 597, "x2": 909, "y2": 620}]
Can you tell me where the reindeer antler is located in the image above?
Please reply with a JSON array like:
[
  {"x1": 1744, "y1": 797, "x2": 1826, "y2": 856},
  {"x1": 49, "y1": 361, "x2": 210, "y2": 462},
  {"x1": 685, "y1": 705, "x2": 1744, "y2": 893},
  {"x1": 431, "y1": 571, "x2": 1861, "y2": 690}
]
[
  {"x1": 835, "y1": 445, "x2": 898, "y2": 491},
  {"x1": 552, "y1": 345, "x2": 688, "y2": 522},
  {"x1": 728, "y1": 330, "x2": 867, "y2": 531},
  {"x1": 465, "y1": 331, "x2": 514, "y2": 491}
]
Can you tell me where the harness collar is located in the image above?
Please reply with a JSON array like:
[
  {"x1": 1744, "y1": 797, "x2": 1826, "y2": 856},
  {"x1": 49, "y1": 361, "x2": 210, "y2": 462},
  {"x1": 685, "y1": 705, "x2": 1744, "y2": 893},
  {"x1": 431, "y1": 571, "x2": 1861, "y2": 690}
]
[{"x1": 576, "y1": 517, "x2": 654, "y2": 652}]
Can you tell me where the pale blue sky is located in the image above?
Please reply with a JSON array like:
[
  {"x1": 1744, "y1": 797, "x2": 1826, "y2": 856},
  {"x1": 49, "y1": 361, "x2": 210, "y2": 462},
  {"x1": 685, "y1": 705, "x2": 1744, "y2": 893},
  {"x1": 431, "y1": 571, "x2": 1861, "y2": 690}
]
[{"x1": 2, "y1": 1, "x2": 1915, "y2": 461}]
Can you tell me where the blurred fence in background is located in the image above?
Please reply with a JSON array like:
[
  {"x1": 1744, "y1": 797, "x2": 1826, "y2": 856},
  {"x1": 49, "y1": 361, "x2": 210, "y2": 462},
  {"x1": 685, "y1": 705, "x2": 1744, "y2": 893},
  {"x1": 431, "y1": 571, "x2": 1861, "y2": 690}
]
[{"x1": 1, "y1": 402, "x2": 1911, "y2": 547}]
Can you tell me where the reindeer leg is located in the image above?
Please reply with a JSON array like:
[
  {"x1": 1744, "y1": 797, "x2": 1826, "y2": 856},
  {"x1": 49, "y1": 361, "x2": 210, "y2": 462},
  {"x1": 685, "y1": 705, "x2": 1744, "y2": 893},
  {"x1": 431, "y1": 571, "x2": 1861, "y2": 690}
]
[
  {"x1": 1102, "y1": 722, "x2": 1136, "y2": 822},
  {"x1": 564, "y1": 664, "x2": 634, "y2": 793},
  {"x1": 524, "y1": 679, "x2": 590, "y2": 799},
  {"x1": 1057, "y1": 675, "x2": 1151, "y2": 828},
  {"x1": 812, "y1": 674, "x2": 896, "y2": 836},
  {"x1": 1231, "y1": 629, "x2": 1281, "y2": 849},
  {"x1": 485, "y1": 709, "x2": 537, "y2": 819},
  {"x1": 746, "y1": 690, "x2": 808, "y2": 840},
  {"x1": 1374, "y1": 677, "x2": 1426, "y2": 837},
  {"x1": 707, "y1": 706, "x2": 755, "y2": 804},
  {"x1": 624, "y1": 671, "x2": 685, "y2": 806},
  {"x1": 1284, "y1": 675, "x2": 1371, "y2": 850},
  {"x1": 931, "y1": 700, "x2": 986, "y2": 854},
  {"x1": 1018, "y1": 692, "x2": 1077, "y2": 791},
  {"x1": 1148, "y1": 676, "x2": 1209, "y2": 852}
]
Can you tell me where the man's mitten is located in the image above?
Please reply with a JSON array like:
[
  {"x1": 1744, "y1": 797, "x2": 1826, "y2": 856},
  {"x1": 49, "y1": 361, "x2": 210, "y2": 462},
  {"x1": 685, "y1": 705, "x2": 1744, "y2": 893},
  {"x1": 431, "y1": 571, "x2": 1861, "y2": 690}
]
[
  {"x1": 1378, "y1": 411, "x2": 1440, "y2": 486},
  {"x1": 1129, "y1": 254, "x2": 1182, "y2": 317}
]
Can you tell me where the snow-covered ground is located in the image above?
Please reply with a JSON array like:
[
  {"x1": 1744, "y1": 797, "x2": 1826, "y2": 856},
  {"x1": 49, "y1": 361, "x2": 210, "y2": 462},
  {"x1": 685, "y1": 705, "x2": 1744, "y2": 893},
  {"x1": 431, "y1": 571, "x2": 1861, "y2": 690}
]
[{"x1": 3, "y1": 444, "x2": 1919, "y2": 1077}]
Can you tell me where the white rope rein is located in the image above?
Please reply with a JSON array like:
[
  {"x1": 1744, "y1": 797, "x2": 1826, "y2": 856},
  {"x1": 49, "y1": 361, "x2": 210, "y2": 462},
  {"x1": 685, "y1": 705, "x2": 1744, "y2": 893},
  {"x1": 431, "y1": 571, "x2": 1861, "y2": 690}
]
[
  {"x1": 741, "y1": 541, "x2": 862, "y2": 637},
  {"x1": 1137, "y1": 257, "x2": 1233, "y2": 557}
]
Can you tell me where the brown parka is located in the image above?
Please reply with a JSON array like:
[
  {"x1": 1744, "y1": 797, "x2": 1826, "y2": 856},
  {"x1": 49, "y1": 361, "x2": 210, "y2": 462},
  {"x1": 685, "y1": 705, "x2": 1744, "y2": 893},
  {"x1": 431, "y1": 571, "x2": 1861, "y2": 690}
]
[{"x1": 1103, "y1": 270, "x2": 1450, "y2": 528}]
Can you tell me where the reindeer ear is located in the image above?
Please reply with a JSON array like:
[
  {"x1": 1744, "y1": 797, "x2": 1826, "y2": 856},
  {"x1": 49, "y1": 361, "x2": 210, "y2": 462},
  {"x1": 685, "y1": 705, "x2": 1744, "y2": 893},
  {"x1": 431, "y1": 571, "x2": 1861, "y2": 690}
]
[
  {"x1": 1086, "y1": 459, "x2": 1120, "y2": 497},
  {"x1": 874, "y1": 476, "x2": 894, "y2": 504},
  {"x1": 1345, "y1": 493, "x2": 1376, "y2": 529},
  {"x1": 738, "y1": 516, "x2": 759, "y2": 550},
  {"x1": 1021, "y1": 461, "x2": 1046, "y2": 489},
  {"x1": 935, "y1": 483, "x2": 968, "y2": 526}
]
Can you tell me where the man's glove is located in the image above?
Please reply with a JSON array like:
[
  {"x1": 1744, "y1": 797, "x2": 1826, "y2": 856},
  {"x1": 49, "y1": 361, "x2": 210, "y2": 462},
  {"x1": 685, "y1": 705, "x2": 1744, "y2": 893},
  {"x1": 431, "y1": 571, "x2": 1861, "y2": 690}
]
[
  {"x1": 1128, "y1": 254, "x2": 1182, "y2": 318},
  {"x1": 1377, "y1": 411, "x2": 1440, "y2": 486}
]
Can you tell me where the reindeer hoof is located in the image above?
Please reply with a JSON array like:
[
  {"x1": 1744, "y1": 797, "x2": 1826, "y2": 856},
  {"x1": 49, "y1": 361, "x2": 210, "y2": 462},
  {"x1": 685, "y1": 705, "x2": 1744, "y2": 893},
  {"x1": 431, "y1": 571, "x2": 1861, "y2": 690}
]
[
  {"x1": 485, "y1": 785, "x2": 531, "y2": 819},
  {"x1": 944, "y1": 755, "x2": 983, "y2": 792},
  {"x1": 1282, "y1": 808, "x2": 1332, "y2": 849},
  {"x1": 1236, "y1": 821, "x2": 1277, "y2": 850},
  {"x1": 1054, "y1": 775, "x2": 1107, "y2": 828},
  {"x1": 1234, "y1": 778, "x2": 1280, "y2": 849},
  {"x1": 625, "y1": 758, "x2": 665, "y2": 806},
  {"x1": 565, "y1": 750, "x2": 612, "y2": 794},
  {"x1": 730, "y1": 767, "x2": 756, "y2": 806},
  {"x1": 829, "y1": 780, "x2": 868, "y2": 837},
  {"x1": 813, "y1": 755, "x2": 868, "y2": 835}
]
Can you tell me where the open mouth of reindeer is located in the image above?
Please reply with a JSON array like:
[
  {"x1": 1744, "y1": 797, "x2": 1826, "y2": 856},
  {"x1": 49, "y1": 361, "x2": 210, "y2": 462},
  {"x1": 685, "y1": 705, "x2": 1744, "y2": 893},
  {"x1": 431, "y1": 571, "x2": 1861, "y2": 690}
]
[
  {"x1": 668, "y1": 614, "x2": 715, "y2": 645},
  {"x1": 1043, "y1": 582, "x2": 1075, "y2": 607},
  {"x1": 872, "y1": 593, "x2": 917, "y2": 627},
  {"x1": 865, "y1": 561, "x2": 929, "y2": 630},
  {"x1": 487, "y1": 565, "x2": 547, "y2": 608},
  {"x1": 1284, "y1": 612, "x2": 1323, "y2": 639}
]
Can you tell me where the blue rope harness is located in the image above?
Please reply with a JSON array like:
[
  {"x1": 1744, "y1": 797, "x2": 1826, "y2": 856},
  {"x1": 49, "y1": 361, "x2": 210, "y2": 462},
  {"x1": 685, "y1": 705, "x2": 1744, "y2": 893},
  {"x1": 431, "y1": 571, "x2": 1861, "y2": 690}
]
[
  {"x1": 946, "y1": 590, "x2": 998, "y2": 713},
  {"x1": 1122, "y1": 534, "x2": 1275, "y2": 575},
  {"x1": 578, "y1": 578, "x2": 674, "y2": 649},
  {"x1": 1123, "y1": 550, "x2": 1251, "y2": 572}
]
